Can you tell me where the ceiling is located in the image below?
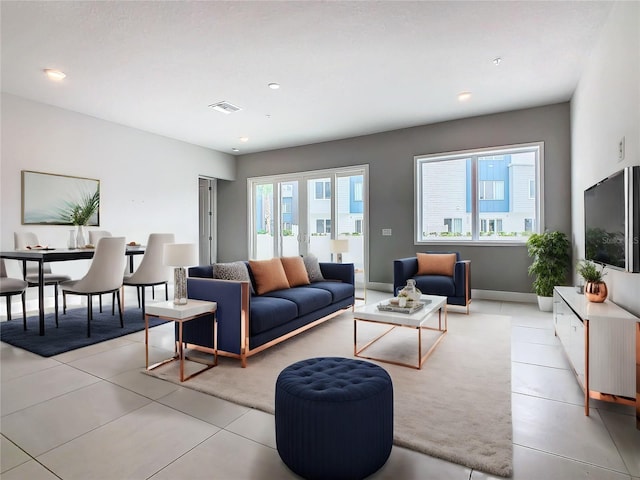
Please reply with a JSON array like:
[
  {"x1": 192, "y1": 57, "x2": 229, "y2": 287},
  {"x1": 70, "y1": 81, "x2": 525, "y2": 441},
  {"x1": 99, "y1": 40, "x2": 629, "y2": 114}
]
[{"x1": 1, "y1": 1, "x2": 613, "y2": 155}]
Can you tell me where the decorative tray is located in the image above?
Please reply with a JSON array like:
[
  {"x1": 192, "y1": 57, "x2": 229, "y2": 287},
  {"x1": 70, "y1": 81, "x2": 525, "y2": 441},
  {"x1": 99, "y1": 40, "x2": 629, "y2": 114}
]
[{"x1": 377, "y1": 299, "x2": 431, "y2": 314}]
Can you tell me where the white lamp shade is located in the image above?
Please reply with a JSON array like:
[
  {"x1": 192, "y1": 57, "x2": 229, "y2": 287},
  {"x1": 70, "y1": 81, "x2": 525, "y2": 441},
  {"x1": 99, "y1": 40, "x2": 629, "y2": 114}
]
[
  {"x1": 163, "y1": 243, "x2": 197, "y2": 267},
  {"x1": 329, "y1": 239, "x2": 349, "y2": 254}
]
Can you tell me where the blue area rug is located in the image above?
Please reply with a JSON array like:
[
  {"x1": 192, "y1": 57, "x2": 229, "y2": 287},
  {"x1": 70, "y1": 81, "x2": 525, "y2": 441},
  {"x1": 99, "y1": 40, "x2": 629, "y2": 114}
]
[{"x1": 0, "y1": 307, "x2": 168, "y2": 357}]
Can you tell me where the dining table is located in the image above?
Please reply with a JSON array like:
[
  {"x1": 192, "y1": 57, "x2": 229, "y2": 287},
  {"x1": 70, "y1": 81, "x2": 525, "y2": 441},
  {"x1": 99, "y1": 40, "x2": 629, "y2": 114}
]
[{"x1": 0, "y1": 245, "x2": 145, "y2": 336}]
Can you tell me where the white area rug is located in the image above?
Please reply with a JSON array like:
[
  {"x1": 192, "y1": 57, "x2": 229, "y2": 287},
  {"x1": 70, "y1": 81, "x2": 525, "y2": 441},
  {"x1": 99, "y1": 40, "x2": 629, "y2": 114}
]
[{"x1": 145, "y1": 310, "x2": 513, "y2": 477}]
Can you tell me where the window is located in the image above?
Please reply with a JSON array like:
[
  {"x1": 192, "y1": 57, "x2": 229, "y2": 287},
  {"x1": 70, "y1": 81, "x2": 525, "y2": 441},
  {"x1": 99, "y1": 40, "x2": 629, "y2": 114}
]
[
  {"x1": 354, "y1": 182, "x2": 363, "y2": 202},
  {"x1": 415, "y1": 142, "x2": 542, "y2": 243},
  {"x1": 479, "y1": 180, "x2": 504, "y2": 200},
  {"x1": 524, "y1": 218, "x2": 534, "y2": 232},
  {"x1": 316, "y1": 219, "x2": 331, "y2": 234},
  {"x1": 355, "y1": 219, "x2": 363, "y2": 234},
  {"x1": 481, "y1": 218, "x2": 503, "y2": 234},
  {"x1": 529, "y1": 180, "x2": 535, "y2": 199},
  {"x1": 315, "y1": 180, "x2": 331, "y2": 199},
  {"x1": 444, "y1": 218, "x2": 462, "y2": 234}
]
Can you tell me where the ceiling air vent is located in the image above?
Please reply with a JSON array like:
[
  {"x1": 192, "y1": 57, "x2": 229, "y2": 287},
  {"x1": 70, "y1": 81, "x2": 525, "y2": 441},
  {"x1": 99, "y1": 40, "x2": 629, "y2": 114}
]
[{"x1": 209, "y1": 101, "x2": 242, "y2": 114}]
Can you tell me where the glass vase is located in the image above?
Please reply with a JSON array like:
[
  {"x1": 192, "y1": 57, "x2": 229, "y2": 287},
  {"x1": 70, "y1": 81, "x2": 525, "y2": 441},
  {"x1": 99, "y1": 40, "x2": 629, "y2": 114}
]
[
  {"x1": 67, "y1": 229, "x2": 76, "y2": 249},
  {"x1": 76, "y1": 225, "x2": 86, "y2": 249},
  {"x1": 399, "y1": 279, "x2": 422, "y2": 303}
]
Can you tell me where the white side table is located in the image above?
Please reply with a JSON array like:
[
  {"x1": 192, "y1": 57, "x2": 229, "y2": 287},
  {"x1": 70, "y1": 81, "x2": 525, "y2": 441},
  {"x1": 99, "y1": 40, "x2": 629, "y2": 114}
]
[{"x1": 145, "y1": 299, "x2": 217, "y2": 382}]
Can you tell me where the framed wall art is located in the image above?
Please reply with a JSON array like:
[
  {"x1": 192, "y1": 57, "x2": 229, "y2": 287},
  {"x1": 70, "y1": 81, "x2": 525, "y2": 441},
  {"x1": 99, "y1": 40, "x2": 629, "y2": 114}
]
[{"x1": 21, "y1": 170, "x2": 100, "y2": 225}]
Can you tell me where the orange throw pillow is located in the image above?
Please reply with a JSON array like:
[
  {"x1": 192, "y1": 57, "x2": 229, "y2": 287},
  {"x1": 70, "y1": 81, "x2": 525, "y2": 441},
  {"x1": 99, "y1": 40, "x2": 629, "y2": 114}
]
[
  {"x1": 416, "y1": 253, "x2": 456, "y2": 277},
  {"x1": 249, "y1": 258, "x2": 291, "y2": 295},
  {"x1": 280, "y1": 256, "x2": 311, "y2": 287}
]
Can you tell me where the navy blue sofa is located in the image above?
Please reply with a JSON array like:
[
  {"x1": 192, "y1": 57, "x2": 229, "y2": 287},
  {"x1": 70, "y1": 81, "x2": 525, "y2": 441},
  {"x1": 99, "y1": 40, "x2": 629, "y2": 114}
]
[
  {"x1": 180, "y1": 262, "x2": 355, "y2": 367},
  {"x1": 393, "y1": 252, "x2": 471, "y2": 313}
]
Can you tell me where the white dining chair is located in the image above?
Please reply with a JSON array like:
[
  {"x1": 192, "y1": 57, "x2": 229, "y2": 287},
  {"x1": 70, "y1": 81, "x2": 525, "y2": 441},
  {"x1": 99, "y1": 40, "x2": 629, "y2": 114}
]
[
  {"x1": 87, "y1": 230, "x2": 113, "y2": 312},
  {"x1": 88, "y1": 230, "x2": 112, "y2": 245},
  {"x1": 0, "y1": 259, "x2": 28, "y2": 329},
  {"x1": 60, "y1": 237, "x2": 126, "y2": 337},
  {"x1": 122, "y1": 233, "x2": 174, "y2": 318},
  {"x1": 89, "y1": 230, "x2": 161, "y2": 308},
  {"x1": 14, "y1": 232, "x2": 71, "y2": 326}
]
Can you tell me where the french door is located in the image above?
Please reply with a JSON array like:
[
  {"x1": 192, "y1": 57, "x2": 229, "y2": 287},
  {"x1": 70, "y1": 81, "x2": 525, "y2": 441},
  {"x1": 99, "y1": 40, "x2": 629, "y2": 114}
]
[{"x1": 249, "y1": 166, "x2": 368, "y2": 291}]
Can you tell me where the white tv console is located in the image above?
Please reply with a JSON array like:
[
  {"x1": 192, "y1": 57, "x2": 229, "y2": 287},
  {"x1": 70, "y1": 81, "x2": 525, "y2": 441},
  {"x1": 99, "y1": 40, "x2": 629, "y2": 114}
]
[{"x1": 553, "y1": 286, "x2": 639, "y2": 429}]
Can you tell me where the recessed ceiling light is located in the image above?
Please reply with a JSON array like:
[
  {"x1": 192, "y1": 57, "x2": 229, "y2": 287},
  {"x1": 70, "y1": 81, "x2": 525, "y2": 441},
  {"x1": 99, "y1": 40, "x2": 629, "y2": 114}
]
[
  {"x1": 44, "y1": 69, "x2": 66, "y2": 81},
  {"x1": 493, "y1": 57, "x2": 502, "y2": 66},
  {"x1": 458, "y1": 91, "x2": 472, "y2": 102},
  {"x1": 268, "y1": 83, "x2": 280, "y2": 90},
  {"x1": 232, "y1": 148, "x2": 240, "y2": 152},
  {"x1": 239, "y1": 136, "x2": 249, "y2": 143}
]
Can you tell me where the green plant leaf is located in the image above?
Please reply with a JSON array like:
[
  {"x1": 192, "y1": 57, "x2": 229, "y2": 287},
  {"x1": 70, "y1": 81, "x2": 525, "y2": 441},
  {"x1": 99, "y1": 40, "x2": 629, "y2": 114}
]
[
  {"x1": 58, "y1": 189, "x2": 100, "y2": 225},
  {"x1": 526, "y1": 230, "x2": 571, "y2": 297}
]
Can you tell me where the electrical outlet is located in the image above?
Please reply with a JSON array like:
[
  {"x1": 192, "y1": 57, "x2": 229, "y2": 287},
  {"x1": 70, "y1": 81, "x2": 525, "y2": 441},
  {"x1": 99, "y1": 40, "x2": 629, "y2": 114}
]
[
  {"x1": 382, "y1": 228, "x2": 392, "y2": 236},
  {"x1": 618, "y1": 136, "x2": 625, "y2": 162}
]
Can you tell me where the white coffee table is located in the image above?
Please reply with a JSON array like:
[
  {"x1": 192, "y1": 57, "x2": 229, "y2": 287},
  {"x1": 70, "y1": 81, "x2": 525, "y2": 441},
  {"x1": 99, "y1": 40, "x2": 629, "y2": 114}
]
[{"x1": 353, "y1": 295, "x2": 447, "y2": 369}]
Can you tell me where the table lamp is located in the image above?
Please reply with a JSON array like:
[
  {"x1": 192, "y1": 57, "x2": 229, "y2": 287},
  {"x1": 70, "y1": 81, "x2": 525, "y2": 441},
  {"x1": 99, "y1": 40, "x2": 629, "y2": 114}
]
[
  {"x1": 163, "y1": 243, "x2": 197, "y2": 305},
  {"x1": 329, "y1": 239, "x2": 349, "y2": 263}
]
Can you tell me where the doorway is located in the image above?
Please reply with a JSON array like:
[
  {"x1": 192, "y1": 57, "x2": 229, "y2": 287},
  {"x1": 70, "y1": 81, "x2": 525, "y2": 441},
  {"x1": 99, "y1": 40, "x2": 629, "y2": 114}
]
[{"x1": 198, "y1": 177, "x2": 217, "y2": 265}]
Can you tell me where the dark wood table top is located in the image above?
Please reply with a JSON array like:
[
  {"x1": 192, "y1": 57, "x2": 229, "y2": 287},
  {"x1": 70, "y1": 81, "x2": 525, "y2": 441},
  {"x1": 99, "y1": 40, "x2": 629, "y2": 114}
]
[{"x1": 0, "y1": 246, "x2": 145, "y2": 262}]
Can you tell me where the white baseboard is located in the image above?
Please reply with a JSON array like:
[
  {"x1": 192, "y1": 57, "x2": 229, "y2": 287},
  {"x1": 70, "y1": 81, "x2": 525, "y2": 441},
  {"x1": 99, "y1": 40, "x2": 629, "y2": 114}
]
[
  {"x1": 471, "y1": 289, "x2": 537, "y2": 303},
  {"x1": 367, "y1": 282, "x2": 394, "y2": 293}
]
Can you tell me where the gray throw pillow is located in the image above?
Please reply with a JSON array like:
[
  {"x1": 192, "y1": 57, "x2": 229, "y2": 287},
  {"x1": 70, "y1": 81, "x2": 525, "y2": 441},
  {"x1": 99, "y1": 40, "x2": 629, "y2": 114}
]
[
  {"x1": 303, "y1": 253, "x2": 325, "y2": 282},
  {"x1": 214, "y1": 261, "x2": 255, "y2": 294}
]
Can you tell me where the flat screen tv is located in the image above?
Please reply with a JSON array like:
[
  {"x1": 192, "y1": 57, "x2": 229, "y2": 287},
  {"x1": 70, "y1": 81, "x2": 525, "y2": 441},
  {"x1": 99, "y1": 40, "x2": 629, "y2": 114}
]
[{"x1": 584, "y1": 165, "x2": 639, "y2": 272}]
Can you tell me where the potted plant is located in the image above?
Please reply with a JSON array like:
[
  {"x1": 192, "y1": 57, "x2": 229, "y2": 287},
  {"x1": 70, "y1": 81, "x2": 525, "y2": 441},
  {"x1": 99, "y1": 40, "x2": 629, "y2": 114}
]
[
  {"x1": 576, "y1": 259, "x2": 608, "y2": 303},
  {"x1": 59, "y1": 189, "x2": 100, "y2": 248},
  {"x1": 526, "y1": 230, "x2": 571, "y2": 311}
]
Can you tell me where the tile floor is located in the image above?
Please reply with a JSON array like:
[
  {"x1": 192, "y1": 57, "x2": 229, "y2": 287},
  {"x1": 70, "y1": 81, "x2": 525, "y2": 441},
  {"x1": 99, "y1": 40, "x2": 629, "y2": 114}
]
[{"x1": 1, "y1": 291, "x2": 639, "y2": 479}]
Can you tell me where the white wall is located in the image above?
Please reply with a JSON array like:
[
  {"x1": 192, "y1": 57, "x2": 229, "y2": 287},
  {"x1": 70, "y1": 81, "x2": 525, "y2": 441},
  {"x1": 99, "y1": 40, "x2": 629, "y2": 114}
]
[
  {"x1": 1, "y1": 93, "x2": 235, "y2": 278},
  {"x1": 571, "y1": 1, "x2": 640, "y2": 316}
]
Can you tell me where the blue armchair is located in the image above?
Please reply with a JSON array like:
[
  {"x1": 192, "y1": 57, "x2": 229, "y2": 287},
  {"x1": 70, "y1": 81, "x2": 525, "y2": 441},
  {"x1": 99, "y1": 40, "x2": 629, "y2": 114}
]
[{"x1": 393, "y1": 252, "x2": 471, "y2": 314}]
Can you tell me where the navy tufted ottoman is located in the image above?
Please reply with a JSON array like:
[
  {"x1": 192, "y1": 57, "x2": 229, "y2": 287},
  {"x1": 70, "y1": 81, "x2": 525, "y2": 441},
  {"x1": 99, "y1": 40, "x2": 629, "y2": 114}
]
[{"x1": 275, "y1": 357, "x2": 393, "y2": 480}]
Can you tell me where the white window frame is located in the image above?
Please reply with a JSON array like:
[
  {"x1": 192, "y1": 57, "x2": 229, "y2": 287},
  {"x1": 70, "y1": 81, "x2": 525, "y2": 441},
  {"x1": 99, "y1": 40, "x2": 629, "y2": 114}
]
[{"x1": 414, "y1": 142, "x2": 544, "y2": 245}]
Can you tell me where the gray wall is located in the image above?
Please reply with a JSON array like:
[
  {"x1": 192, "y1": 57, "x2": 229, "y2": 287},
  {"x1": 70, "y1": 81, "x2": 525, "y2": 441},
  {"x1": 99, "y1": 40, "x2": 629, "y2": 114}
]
[{"x1": 218, "y1": 103, "x2": 571, "y2": 294}]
